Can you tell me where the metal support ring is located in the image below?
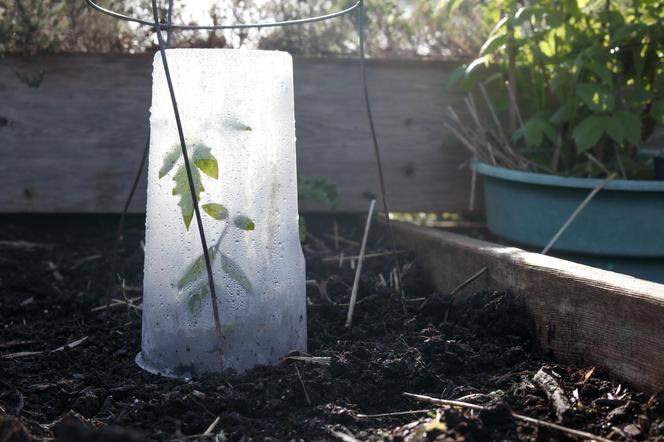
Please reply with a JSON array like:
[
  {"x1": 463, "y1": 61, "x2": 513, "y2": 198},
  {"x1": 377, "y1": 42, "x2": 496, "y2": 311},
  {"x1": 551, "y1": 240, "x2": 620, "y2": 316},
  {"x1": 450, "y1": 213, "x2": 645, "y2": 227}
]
[{"x1": 85, "y1": 0, "x2": 360, "y2": 31}]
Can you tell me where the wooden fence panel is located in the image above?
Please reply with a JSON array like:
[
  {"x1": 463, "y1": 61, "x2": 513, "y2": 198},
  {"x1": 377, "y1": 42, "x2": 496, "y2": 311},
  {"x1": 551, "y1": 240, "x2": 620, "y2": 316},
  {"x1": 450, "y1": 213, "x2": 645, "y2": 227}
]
[{"x1": 0, "y1": 54, "x2": 477, "y2": 213}]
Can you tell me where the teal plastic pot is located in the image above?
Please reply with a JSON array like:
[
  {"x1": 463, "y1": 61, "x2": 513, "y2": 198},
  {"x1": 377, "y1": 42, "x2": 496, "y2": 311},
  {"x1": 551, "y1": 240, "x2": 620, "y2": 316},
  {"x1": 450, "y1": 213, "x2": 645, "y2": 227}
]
[{"x1": 477, "y1": 162, "x2": 664, "y2": 281}]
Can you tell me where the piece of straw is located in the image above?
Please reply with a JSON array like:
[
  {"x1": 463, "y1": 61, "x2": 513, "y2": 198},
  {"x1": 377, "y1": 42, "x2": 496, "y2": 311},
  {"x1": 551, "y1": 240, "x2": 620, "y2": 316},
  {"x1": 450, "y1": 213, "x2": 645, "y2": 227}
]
[{"x1": 345, "y1": 199, "x2": 376, "y2": 328}]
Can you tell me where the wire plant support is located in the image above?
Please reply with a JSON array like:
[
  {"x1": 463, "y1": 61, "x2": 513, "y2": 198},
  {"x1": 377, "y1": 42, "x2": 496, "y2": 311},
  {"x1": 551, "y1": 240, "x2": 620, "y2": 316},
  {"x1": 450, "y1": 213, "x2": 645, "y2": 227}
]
[{"x1": 89, "y1": 0, "x2": 407, "y2": 338}]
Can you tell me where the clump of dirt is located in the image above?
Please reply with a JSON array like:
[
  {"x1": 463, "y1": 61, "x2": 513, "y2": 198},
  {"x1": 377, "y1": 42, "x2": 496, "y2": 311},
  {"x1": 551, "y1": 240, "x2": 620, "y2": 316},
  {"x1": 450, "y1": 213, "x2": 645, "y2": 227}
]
[{"x1": 0, "y1": 215, "x2": 662, "y2": 441}]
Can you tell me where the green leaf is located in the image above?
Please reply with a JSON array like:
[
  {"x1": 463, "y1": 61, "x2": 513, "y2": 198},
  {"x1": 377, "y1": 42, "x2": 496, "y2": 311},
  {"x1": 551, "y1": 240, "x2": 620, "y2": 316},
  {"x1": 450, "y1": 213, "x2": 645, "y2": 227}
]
[
  {"x1": 606, "y1": 114, "x2": 625, "y2": 144},
  {"x1": 202, "y1": 203, "x2": 229, "y2": 220},
  {"x1": 512, "y1": 7, "x2": 542, "y2": 25},
  {"x1": 219, "y1": 252, "x2": 253, "y2": 293},
  {"x1": 225, "y1": 121, "x2": 253, "y2": 131},
  {"x1": 177, "y1": 247, "x2": 253, "y2": 294},
  {"x1": 233, "y1": 215, "x2": 255, "y2": 231},
  {"x1": 546, "y1": 11, "x2": 564, "y2": 27},
  {"x1": 172, "y1": 165, "x2": 204, "y2": 230},
  {"x1": 611, "y1": 24, "x2": 638, "y2": 45},
  {"x1": 615, "y1": 111, "x2": 641, "y2": 145},
  {"x1": 297, "y1": 175, "x2": 337, "y2": 207},
  {"x1": 512, "y1": 115, "x2": 555, "y2": 147},
  {"x1": 651, "y1": 99, "x2": 664, "y2": 126},
  {"x1": 586, "y1": 62, "x2": 613, "y2": 86},
  {"x1": 465, "y1": 57, "x2": 487, "y2": 76},
  {"x1": 447, "y1": 65, "x2": 467, "y2": 89},
  {"x1": 177, "y1": 246, "x2": 215, "y2": 289},
  {"x1": 576, "y1": 83, "x2": 615, "y2": 112},
  {"x1": 486, "y1": 15, "x2": 508, "y2": 39},
  {"x1": 550, "y1": 102, "x2": 575, "y2": 124},
  {"x1": 192, "y1": 144, "x2": 219, "y2": 179},
  {"x1": 479, "y1": 34, "x2": 507, "y2": 56},
  {"x1": 187, "y1": 285, "x2": 206, "y2": 316},
  {"x1": 436, "y1": 0, "x2": 462, "y2": 17},
  {"x1": 623, "y1": 87, "x2": 653, "y2": 105},
  {"x1": 159, "y1": 145, "x2": 182, "y2": 179},
  {"x1": 221, "y1": 321, "x2": 236, "y2": 335},
  {"x1": 573, "y1": 115, "x2": 608, "y2": 153}
]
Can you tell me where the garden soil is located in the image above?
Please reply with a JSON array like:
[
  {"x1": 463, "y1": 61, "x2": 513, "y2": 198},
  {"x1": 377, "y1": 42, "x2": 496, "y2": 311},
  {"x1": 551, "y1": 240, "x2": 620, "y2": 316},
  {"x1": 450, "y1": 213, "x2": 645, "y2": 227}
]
[{"x1": 1, "y1": 215, "x2": 662, "y2": 441}]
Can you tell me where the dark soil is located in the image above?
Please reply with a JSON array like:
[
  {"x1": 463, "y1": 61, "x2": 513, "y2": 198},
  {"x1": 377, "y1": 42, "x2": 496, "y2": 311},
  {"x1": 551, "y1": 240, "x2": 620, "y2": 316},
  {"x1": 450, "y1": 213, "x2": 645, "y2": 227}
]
[{"x1": 1, "y1": 215, "x2": 662, "y2": 441}]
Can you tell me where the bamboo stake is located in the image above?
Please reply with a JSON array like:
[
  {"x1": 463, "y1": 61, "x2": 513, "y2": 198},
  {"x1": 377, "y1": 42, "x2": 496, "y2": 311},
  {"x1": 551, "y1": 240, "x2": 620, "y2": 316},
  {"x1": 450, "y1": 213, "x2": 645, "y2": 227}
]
[
  {"x1": 345, "y1": 199, "x2": 376, "y2": 328},
  {"x1": 542, "y1": 173, "x2": 617, "y2": 255}
]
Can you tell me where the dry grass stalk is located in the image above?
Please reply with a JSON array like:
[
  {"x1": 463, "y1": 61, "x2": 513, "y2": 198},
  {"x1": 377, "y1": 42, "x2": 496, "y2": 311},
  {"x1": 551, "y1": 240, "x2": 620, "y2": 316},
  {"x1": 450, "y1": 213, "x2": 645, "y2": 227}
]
[
  {"x1": 446, "y1": 81, "x2": 556, "y2": 174},
  {"x1": 541, "y1": 173, "x2": 617, "y2": 255},
  {"x1": 285, "y1": 356, "x2": 332, "y2": 366},
  {"x1": 294, "y1": 364, "x2": 312, "y2": 406},
  {"x1": 345, "y1": 199, "x2": 376, "y2": 328}
]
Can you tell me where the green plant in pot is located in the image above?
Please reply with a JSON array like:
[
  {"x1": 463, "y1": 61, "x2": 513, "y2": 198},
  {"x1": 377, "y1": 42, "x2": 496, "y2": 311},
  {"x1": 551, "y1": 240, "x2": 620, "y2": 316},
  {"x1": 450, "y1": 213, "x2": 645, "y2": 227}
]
[{"x1": 446, "y1": 0, "x2": 664, "y2": 282}]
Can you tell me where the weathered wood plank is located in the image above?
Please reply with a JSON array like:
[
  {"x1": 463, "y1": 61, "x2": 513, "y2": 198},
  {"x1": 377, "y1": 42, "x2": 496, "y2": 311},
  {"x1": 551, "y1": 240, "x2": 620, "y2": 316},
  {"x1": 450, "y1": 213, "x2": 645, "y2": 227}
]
[
  {"x1": 0, "y1": 54, "x2": 478, "y2": 213},
  {"x1": 388, "y1": 220, "x2": 664, "y2": 393}
]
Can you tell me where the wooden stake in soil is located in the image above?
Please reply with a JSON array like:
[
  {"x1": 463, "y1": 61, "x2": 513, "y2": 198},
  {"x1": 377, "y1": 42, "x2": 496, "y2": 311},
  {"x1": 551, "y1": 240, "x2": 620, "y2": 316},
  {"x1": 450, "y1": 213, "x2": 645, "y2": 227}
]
[
  {"x1": 345, "y1": 199, "x2": 376, "y2": 328},
  {"x1": 403, "y1": 392, "x2": 612, "y2": 442}
]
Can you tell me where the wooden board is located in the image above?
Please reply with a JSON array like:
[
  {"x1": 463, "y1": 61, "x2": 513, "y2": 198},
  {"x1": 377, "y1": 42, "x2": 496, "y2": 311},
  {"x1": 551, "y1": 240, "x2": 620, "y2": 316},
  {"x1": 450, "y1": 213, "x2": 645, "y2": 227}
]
[
  {"x1": 0, "y1": 54, "x2": 479, "y2": 214},
  {"x1": 387, "y1": 220, "x2": 664, "y2": 393}
]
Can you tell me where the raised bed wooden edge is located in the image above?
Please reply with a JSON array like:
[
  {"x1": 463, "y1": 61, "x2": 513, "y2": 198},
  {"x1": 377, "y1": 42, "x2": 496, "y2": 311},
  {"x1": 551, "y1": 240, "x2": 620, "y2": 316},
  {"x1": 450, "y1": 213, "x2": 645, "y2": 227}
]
[{"x1": 385, "y1": 219, "x2": 664, "y2": 393}]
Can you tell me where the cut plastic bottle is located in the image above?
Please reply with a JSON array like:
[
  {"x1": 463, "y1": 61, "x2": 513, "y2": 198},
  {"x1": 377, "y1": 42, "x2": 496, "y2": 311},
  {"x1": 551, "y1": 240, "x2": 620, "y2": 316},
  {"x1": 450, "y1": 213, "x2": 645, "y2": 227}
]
[{"x1": 137, "y1": 49, "x2": 306, "y2": 377}]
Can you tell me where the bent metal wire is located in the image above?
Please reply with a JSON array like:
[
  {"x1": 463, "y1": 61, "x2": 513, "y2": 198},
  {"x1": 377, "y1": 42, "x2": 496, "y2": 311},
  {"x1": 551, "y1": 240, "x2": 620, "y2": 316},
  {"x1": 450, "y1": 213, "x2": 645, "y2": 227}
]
[
  {"x1": 86, "y1": 0, "x2": 362, "y2": 30},
  {"x1": 87, "y1": 0, "x2": 407, "y2": 332}
]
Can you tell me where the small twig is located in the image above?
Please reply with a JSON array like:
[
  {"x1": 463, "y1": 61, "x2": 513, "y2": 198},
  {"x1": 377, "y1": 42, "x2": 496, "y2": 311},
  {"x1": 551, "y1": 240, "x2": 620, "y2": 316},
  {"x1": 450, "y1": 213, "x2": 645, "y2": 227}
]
[
  {"x1": 403, "y1": 393, "x2": 613, "y2": 442},
  {"x1": 306, "y1": 231, "x2": 331, "y2": 253},
  {"x1": 294, "y1": 364, "x2": 312, "y2": 406},
  {"x1": 110, "y1": 298, "x2": 142, "y2": 311},
  {"x1": 324, "y1": 234, "x2": 360, "y2": 247},
  {"x1": 450, "y1": 267, "x2": 488, "y2": 297},
  {"x1": 2, "y1": 336, "x2": 88, "y2": 359},
  {"x1": 328, "y1": 427, "x2": 361, "y2": 442},
  {"x1": 120, "y1": 278, "x2": 133, "y2": 318},
  {"x1": 486, "y1": 142, "x2": 497, "y2": 165},
  {"x1": 542, "y1": 173, "x2": 617, "y2": 255},
  {"x1": 323, "y1": 250, "x2": 404, "y2": 263},
  {"x1": 333, "y1": 221, "x2": 340, "y2": 250},
  {"x1": 479, "y1": 83, "x2": 509, "y2": 150},
  {"x1": 533, "y1": 367, "x2": 573, "y2": 422},
  {"x1": 613, "y1": 143, "x2": 627, "y2": 179},
  {"x1": 584, "y1": 152, "x2": 611, "y2": 176},
  {"x1": 69, "y1": 253, "x2": 102, "y2": 270},
  {"x1": 202, "y1": 416, "x2": 220, "y2": 436},
  {"x1": 345, "y1": 199, "x2": 376, "y2": 328},
  {"x1": 0, "y1": 340, "x2": 36, "y2": 349},
  {"x1": 505, "y1": 79, "x2": 524, "y2": 127},
  {"x1": 443, "y1": 267, "x2": 488, "y2": 321},
  {"x1": 90, "y1": 296, "x2": 142, "y2": 312},
  {"x1": 284, "y1": 356, "x2": 331, "y2": 366},
  {"x1": 355, "y1": 409, "x2": 431, "y2": 419},
  {"x1": 469, "y1": 161, "x2": 478, "y2": 211},
  {"x1": 0, "y1": 240, "x2": 53, "y2": 251}
]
